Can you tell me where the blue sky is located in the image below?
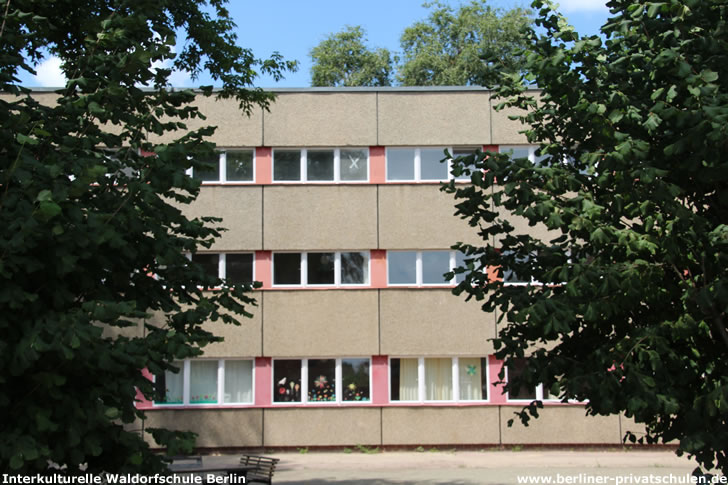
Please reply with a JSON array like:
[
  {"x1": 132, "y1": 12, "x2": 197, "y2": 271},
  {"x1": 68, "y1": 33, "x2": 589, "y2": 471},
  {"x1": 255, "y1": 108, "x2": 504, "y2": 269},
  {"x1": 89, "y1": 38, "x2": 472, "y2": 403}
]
[{"x1": 27, "y1": 0, "x2": 611, "y2": 88}]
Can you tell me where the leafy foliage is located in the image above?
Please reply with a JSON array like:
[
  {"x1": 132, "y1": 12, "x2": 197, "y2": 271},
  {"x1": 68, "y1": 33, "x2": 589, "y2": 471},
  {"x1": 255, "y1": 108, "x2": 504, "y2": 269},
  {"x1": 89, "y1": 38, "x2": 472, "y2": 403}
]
[
  {"x1": 310, "y1": 25, "x2": 394, "y2": 87},
  {"x1": 0, "y1": 0, "x2": 294, "y2": 474},
  {"x1": 444, "y1": 0, "x2": 728, "y2": 473},
  {"x1": 398, "y1": 0, "x2": 532, "y2": 86}
]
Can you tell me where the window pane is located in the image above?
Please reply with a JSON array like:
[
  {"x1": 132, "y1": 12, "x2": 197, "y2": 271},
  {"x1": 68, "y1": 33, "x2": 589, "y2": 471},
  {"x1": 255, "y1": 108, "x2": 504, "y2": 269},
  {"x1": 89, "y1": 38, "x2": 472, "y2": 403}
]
[
  {"x1": 503, "y1": 251, "x2": 530, "y2": 284},
  {"x1": 226, "y1": 150, "x2": 254, "y2": 182},
  {"x1": 452, "y1": 148, "x2": 477, "y2": 181},
  {"x1": 307, "y1": 150, "x2": 334, "y2": 181},
  {"x1": 307, "y1": 252, "x2": 335, "y2": 284},
  {"x1": 420, "y1": 148, "x2": 448, "y2": 180},
  {"x1": 503, "y1": 146, "x2": 531, "y2": 161},
  {"x1": 342, "y1": 358, "x2": 370, "y2": 402},
  {"x1": 225, "y1": 254, "x2": 253, "y2": 284},
  {"x1": 340, "y1": 149, "x2": 368, "y2": 181},
  {"x1": 425, "y1": 358, "x2": 452, "y2": 401},
  {"x1": 273, "y1": 150, "x2": 301, "y2": 181},
  {"x1": 388, "y1": 251, "x2": 416, "y2": 284},
  {"x1": 390, "y1": 358, "x2": 418, "y2": 401},
  {"x1": 224, "y1": 360, "x2": 253, "y2": 403},
  {"x1": 273, "y1": 253, "x2": 301, "y2": 285},
  {"x1": 422, "y1": 251, "x2": 450, "y2": 284},
  {"x1": 155, "y1": 362, "x2": 183, "y2": 404},
  {"x1": 455, "y1": 251, "x2": 467, "y2": 284},
  {"x1": 194, "y1": 153, "x2": 220, "y2": 182},
  {"x1": 190, "y1": 361, "x2": 218, "y2": 404},
  {"x1": 192, "y1": 253, "x2": 219, "y2": 279},
  {"x1": 274, "y1": 360, "x2": 301, "y2": 403},
  {"x1": 508, "y1": 358, "x2": 536, "y2": 400},
  {"x1": 459, "y1": 358, "x2": 488, "y2": 401},
  {"x1": 341, "y1": 252, "x2": 367, "y2": 284},
  {"x1": 308, "y1": 359, "x2": 336, "y2": 402},
  {"x1": 387, "y1": 148, "x2": 415, "y2": 180}
]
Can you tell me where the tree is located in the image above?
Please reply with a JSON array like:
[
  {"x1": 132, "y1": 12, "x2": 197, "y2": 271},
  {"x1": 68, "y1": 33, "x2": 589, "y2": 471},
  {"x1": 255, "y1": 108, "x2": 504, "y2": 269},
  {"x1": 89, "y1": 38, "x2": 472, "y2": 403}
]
[
  {"x1": 310, "y1": 25, "x2": 394, "y2": 87},
  {"x1": 0, "y1": 0, "x2": 294, "y2": 474},
  {"x1": 398, "y1": 0, "x2": 532, "y2": 86},
  {"x1": 444, "y1": 0, "x2": 728, "y2": 473}
]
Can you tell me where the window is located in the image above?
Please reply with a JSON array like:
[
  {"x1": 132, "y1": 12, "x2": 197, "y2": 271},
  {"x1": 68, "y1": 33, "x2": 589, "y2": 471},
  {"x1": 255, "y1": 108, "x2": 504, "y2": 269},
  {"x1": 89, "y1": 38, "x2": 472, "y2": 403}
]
[
  {"x1": 386, "y1": 147, "x2": 476, "y2": 182},
  {"x1": 390, "y1": 357, "x2": 489, "y2": 402},
  {"x1": 154, "y1": 359, "x2": 253, "y2": 406},
  {"x1": 272, "y1": 148, "x2": 369, "y2": 182},
  {"x1": 500, "y1": 145, "x2": 547, "y2": 166},
  {"x1": 191, "y1": 253, "x2": 254, "y2": 285},
  {"x1": 506, "y1": 358, "x2": 557, "y2": 401},
  {"x1": 273, "y1": 358, "x2": 371, "y2": 404},
  {"x1": 501, "y1": 251, "x2": 539, "y2": 286},
  {"x1": 272, "y1": 251, "x2": 369, "y2": 287},
  {"x1": 387, "y1": 250, "x2": 463, "y2": 286},
  {"x1": 191, "y1": 149, "x2": 255, "y2": 183}
]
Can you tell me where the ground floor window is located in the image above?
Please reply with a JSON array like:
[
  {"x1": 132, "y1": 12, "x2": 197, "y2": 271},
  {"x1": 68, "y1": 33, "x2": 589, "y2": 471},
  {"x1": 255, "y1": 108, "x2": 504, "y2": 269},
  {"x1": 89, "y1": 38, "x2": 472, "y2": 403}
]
[
  {"x1": 154, "y1": 359, "x2": 253, "y2": 406},
  {"x1": 390, "y1": 357, "x2": 488, "y2": 403},
  {"x1": 273, "y1": 358, "x2": 371, "y2": 404}
]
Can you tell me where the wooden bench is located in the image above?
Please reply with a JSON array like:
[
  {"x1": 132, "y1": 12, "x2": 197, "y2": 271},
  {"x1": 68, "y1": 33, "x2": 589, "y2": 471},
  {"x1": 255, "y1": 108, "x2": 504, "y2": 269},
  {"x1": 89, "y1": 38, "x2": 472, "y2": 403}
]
[{"x1": 239, "y1": 455, "x2": 280, "y2": 485}]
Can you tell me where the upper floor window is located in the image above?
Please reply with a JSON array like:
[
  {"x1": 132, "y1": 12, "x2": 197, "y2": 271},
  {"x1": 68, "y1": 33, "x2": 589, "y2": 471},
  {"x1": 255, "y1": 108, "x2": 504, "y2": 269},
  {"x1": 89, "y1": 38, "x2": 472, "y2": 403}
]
[
  {"x1": 390, "y1": 357, "x2": 489, "y2": 402},
  {"x1": 192, "y1": 149, "x2": 255, "y2": 183},
  {"x1": 191, "y1": 253, "x2": 254, "y2": 285},
  {"x1": 273, "y1": 358, "x2": 371, "y2": 404},
  {"x1": 387, "y1": 250, "x2": 466, "y2": 286},
  {"x1": 273, "y1": 148, "x2": 368, "y2": 182},
  {"x1": 272, "y1": 251, "x2": 369, "y2": 287},
  {"x1": 154, "y1": 359, "x2": 253, "y2": 406},
  {"x1": 500, "y1": 145, "x2": 547, "y2": 166},
  {"x1": 506, "y1": 358, "x2": 559, "y2": 402},
  {"x1": 386, "y1": 147, "x2": 478, "y2": 182}
]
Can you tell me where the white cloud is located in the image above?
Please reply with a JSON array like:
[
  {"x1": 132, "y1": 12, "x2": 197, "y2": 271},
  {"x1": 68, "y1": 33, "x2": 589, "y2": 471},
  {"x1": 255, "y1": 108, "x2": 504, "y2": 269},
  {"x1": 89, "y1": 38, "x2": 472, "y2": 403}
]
[
  {"x1": 556, "y1": 0, "x2": 608, "y2": 12},
  {"x1": 167, "y1": 69, "x2": 192, "y2": 87},
  {"x1": 34, "y1": 56, "x2": 67, "y2": 87}
]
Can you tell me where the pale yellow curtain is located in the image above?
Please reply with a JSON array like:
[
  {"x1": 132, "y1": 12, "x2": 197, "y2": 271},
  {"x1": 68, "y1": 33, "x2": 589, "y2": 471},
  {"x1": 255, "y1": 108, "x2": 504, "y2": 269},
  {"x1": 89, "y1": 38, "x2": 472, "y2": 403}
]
[
  {"x1": 399, "y1": 358, "x2": 419, "y2": 401},
  {"x1": 224, "y1": 360, "x2": 253, "y2": 404},
  {"x1": 425, "y1": 358, "x2": 452, "y2": 401},
  {"x1": 459, "y1": 358, "x2": 483, "y2": 400}
]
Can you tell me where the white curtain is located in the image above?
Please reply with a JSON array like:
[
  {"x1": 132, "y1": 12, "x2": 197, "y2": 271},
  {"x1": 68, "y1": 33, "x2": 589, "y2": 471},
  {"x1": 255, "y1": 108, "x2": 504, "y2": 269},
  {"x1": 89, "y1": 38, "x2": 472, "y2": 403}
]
[
  {"x1": 425, "y1": 358, "x2": 452, "y2": 401},
  {"x1": 224, "y1": 360, "x2": 253, "y2": 404},
  {"x1": 459, "y1": 358, "x2": 483, "y2": 400},
  {"x1": 190, "y1": 361, "x2": 218, "y2": 404},
  {"x1": 163, "y1": 361, "x2": 184, "y2": 404},
  {"x1": 398, "y1": 358, "x2": 419, "y2": 401}
]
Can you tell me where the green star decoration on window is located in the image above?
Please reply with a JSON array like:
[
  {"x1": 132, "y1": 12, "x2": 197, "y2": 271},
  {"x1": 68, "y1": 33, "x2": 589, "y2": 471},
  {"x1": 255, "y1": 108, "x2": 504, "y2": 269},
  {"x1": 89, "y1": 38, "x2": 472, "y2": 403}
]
[{"x1": 466, "y1": 365, "x2": 477, "y2": 376}]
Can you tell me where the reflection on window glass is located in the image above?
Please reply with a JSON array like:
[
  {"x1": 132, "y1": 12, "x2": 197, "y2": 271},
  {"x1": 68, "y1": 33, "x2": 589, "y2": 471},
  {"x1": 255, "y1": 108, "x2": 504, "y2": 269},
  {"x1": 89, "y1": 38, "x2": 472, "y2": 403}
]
[
  {"x1": 420, "y1": 148, "x2": 448, "y2": 180},
  {"x1": 190, "y1": 361, "x2": 218, "y2": 404},
  {"x1": 342, "y1": 358, "x2": 370, "y2": 401},
  {"x1": 192, "y1": 253, "x2": 219, "y2": 280},
  {"x1": 226, "y1": 150, "x2": 254, "y2": 181},
  {"x1": 422, "y1": 251, "x2": 450, "y2": 284},
  {"x1": 508, "y1": 358, "x2": 536, "y2": 400},
  {"x1": 273, "y1": 253, "x2": 301, "y2": 285},
  {"x1": 224, "y1": 360, "x2": 253, "y2": 403},
  {"x1": 308, "y1": 359, "x2": 336, "y2": 402},
  {"x1": 452, "y1": 148, "x2": 477, "y2": 181},
  {"x1": 387, "y1": 148, "x2": 415, "y2": 180},
  {"x1": 226, "y1": 254, "x2": 253, "y2": 284},
  {"x1": 459, "y1": 358, "x2": 488, "y2": 401},
  {"x1": 274, "y1": 150, "x2": 301, "y2": 181},
  {"x1": 340, "y1": 149, "x2": 368, "y2": 180},
  {"x1": 455, "y1": 251, "x2": 468, "y2": 284},
  {"x1": 307, "y1": 150, "x2": 334, "y2": 181},
  {"x1": 390, "y1": 358, "x2": 418, "y2": 401},
  {"x1": 274, "y1": 360, "x2": 301, "y2": 403},
  {"x1": 341, "y1": 252, "x2": 367, "y2": 284},
  {"x1": 194, "y1": 153, "x2": 219, "y2": 182},
  {"x1": 504, "y1": 146, "x2": 531, "y2": 161},
  {"x1": 388, "y1": 251, "x2": 417, "y2": 284},
  {"x1": 155, "y1": 362, "x2": 183, "y2": 404},
  {"x1": 308, "y1": 252, "x2": 335, "y2": 284}
]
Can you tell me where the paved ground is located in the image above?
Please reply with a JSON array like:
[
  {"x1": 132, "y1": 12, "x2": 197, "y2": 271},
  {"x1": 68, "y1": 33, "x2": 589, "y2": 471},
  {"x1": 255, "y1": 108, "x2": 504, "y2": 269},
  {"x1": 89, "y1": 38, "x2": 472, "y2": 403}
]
[{"x1": 199, "y1": 449, "x2": 701, "y2": 485}]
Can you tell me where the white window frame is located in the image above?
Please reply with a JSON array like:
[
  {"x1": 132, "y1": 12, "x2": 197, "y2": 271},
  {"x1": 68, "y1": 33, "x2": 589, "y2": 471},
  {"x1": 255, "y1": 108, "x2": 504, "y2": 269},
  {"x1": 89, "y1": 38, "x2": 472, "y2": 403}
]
[
  {"x1": 387, "y1": 250, "x2": 461, "y2": 286},
  {"x1": 272, "y1": 251, "x2": 370, "y2": 287},
  {"x1": 271, "y1": 358, "x2": 373, "y2": 405},
  {"x1": 153, "y1": 358, "x2": 255, "y2": 407},
  {"x1": 386, "y1": 147, "x2": 476, "y2": 182},
  {"x1": 187, "y1": 149, "x2": 256, "y2": 184},
  {"x1": 189, "y1": 252, "x2": 256, "y2": 286},
  {"x1": 272, "y1": 148, "x2": 370, "y2": 183},
  {"x1": 388, "y1": 356, "x2": 490, "y2": 403}
]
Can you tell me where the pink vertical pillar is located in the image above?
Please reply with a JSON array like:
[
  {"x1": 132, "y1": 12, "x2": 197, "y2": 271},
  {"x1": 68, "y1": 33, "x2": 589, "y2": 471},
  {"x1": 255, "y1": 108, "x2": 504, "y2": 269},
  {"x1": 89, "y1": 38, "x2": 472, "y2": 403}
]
[
  {"x1": 369, "y1": 146, "x2": 386, "y2": 184},
  {"x1": 371, "y1": 355, "x2": 389, "y2": 405},
  {"x1": 370, "y1": 250, "x2": 387, "y2": 288},
  {"x1": 256, "y1": 147, "x2": 272, "y2": 185},
  {"x1": 255, "y1": 357, "x2": 272, "y2": 406},
  {"x1": 489, "y1": 355, "x2": 507, "y2": 403},
  {"x1": 135, "y1": 368, "x2": 154, "y2": 409},
  {"x1": 255, "y1": 251, "x2": 272, "y2": 289}
]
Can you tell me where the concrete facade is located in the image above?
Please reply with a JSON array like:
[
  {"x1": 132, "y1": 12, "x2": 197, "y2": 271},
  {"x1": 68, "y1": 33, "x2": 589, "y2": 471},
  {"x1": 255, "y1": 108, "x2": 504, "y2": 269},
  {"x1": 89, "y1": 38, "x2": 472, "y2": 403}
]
[{"x1": 138, "y1": 88, "x2": 623, "y2": 450}]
